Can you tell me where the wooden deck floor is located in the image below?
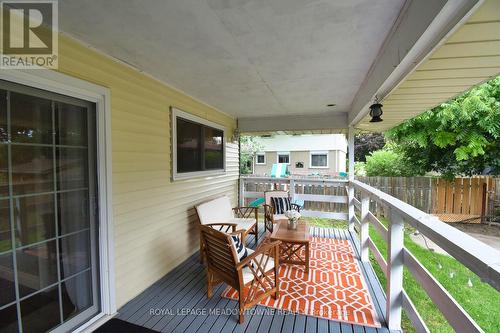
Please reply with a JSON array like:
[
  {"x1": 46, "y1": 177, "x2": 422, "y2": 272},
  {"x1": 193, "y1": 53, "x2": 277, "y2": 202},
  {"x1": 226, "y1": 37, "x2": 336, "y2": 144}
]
[{"x1": 116, "y1": 225, "x2": 398, "y2": 333}]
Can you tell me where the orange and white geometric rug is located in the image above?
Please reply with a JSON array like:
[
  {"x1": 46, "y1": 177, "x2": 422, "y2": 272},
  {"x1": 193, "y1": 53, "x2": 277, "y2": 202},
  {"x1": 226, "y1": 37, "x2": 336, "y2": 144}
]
[{"x1": 221, "y1": 237, "x2": 381, "y2": 328}]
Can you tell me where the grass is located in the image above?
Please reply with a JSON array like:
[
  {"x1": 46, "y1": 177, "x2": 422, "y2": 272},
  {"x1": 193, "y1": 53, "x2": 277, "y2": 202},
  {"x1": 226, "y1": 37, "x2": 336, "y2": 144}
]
[{"x1": 305, "y1": 216, "x2": 500, "y2": 333}]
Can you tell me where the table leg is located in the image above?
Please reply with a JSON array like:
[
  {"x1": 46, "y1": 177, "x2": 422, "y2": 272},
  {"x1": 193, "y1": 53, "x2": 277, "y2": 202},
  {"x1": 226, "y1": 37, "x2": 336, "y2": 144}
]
[{"x1": 305, "y1": 242, "x2": 310, "y2": 272}]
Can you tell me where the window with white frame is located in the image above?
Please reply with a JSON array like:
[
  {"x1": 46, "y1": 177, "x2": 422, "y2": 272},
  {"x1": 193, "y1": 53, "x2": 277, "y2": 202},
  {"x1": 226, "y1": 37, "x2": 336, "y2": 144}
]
[
  {"x1": 310, "y1": 151, "x2": 329, "y2": 168},
  {"x1": 172, "y1": 107, "x2": 225, "y2": 180},
  {"x1": 277, "y1": 152, "x2": 290, "y2": 164},
  {"x1": 256, "y1": 153, "x2": 266, "y2": 165}
]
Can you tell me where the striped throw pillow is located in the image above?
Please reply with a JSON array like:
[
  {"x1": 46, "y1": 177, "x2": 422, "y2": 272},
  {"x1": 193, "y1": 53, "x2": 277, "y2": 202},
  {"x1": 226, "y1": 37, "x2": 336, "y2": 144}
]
[
  {"x1": 271, "y1": 197, "x2": 291, "y2": 214},
  {"x1": 231, "y1": 236, "x2": 248, "y2": 262}
]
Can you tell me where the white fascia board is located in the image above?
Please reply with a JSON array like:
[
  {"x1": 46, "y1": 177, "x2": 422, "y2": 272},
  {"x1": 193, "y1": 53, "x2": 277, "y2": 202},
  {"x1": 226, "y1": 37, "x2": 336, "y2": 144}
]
[{"x1": 238, "y1": 113, "x2": 347, "y2": 133}]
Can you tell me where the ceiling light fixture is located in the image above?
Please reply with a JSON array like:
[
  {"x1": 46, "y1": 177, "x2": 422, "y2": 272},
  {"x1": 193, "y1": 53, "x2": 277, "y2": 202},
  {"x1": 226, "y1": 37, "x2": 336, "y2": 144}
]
[{"x1": 369, "y1": 96, "x2": 383, "y2": 123}]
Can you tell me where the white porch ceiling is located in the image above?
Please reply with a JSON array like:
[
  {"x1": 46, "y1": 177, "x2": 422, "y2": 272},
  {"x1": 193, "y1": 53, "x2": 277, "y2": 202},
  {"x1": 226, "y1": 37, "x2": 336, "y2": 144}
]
[{"x1": 59, "y1": 0, "x2": 404, "y2": 118}]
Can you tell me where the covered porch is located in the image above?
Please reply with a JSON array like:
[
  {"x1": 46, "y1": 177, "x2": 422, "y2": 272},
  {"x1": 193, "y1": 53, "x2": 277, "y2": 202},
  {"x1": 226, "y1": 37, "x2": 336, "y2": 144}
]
[
  {"x1": 116, "y1": 227, "x2": 393, "y2": 333},
  {"x1": 1, "y1": 0, "x2": 499, "y2": 332}
]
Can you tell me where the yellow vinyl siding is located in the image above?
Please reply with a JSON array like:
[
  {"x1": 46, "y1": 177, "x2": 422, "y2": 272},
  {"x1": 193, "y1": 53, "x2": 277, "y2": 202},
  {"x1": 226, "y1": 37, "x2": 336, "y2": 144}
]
[{"x1": 55, "y1": 35, "x2": 238, "y2": 307}]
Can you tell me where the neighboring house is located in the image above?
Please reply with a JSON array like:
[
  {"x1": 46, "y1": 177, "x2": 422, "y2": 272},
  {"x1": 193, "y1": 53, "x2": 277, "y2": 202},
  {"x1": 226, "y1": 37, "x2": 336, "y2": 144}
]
[{"x1": 253, "y1": 135, "x2": 347, "y2": 176}]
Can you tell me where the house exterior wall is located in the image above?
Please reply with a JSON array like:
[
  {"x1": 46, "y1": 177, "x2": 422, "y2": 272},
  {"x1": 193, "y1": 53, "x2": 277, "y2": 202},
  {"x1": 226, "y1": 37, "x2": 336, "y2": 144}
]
[
  {"x1": 55, "y1": 35, "x2": 238, "y2": 307},
  {"x1": 253, "y1": 150, "x2": 346, "y2": 176}
]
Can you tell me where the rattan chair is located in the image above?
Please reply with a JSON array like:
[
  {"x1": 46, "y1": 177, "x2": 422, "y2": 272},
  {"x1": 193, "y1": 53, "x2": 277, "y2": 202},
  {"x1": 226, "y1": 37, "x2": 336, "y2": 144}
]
[{"x1": 199, "y1": 225, "x2": 280, "y2": 323}]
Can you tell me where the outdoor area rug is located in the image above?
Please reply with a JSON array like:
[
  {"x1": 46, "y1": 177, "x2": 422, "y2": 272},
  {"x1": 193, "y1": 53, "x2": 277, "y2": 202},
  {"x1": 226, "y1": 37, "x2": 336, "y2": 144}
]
[{"x1": 222, "y1": 237, "x2": 381, "y2": 328}]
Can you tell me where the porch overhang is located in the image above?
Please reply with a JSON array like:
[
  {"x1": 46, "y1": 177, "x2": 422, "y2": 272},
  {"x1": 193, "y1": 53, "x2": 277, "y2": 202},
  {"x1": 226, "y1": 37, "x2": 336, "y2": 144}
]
[
  {"x1": 238, "y1": 113, "x2": 347, "y2": 134},
  {"x1": 57, "y1": 0, "x2": 499, "y2": 135}
]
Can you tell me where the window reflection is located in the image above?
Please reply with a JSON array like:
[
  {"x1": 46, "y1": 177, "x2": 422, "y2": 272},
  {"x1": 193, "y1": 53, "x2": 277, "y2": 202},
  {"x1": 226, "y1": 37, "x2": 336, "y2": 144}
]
[
  {"x1": 62, "y1": 271, "x2": 92, "y2": 320},
  {"x1": 0, "y1": 90, "x2": 7, "y2": 142},
  {"x1": 10, "y1": 92, "x2": 52, "y2": 144},
  {"x1": 57, "y1": 148, "x2": 88, "y2": 190},
  {"x1": 16, "y1": 240, "x2": 58, "y2": 297},
  {"x1": 0, "y1": 252, "x2": 15, "y2": 307},
  {"x1": 0, "y1": 145, "x2": 9, "y2": 197},
  {"x1": 0, "y1": 199, "x2": 11, "y2": 252},
  {"x1": 204, "y1": 127, "x2": 223, "y2": 170},
  {"x1": 0, "y1": 304, "x2": 18, "y2": 333},
  {"x1": 176, "y1": 116, "x2": 224, "y2": 174},
  {"x1": 58, "y1": 190, "x2": 89, "y2": 236},
  {"x1": 11, "y1": 145, "x2": 54, "y2": 195},
  {"x1": 13, "y1": 194, "x2": 55, "y2": 247},
  {"x1": 60, "y1": 231, "x2": 90, "y2": 279},
  {"x1": 56, "y1": 102, "x2": 87, "y2": 146},
  {"x1": 20, "y1": 286, "x2": 60, "y2": 333}
]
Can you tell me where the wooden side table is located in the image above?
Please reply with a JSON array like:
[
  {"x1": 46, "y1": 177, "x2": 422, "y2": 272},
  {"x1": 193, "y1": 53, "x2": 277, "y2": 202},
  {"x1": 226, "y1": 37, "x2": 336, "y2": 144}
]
[{"x1": 269, "y1": 219, "x2": 310, "y2": 272}]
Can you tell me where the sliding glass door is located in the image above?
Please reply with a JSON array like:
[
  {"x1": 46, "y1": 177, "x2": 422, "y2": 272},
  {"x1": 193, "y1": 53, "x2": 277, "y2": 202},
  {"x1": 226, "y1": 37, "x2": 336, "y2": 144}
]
[{"x1": 0, "y1": 80, "x2": 100, "y2": 333}]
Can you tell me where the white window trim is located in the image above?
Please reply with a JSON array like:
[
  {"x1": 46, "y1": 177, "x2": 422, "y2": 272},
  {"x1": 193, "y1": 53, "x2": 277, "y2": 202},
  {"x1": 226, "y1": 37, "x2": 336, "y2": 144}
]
[
  {"x1": 310, "y1": 151, "x2": 329, "y2": 169},
  {"x1": 0, "y1": 69, "x2": 116, "y2": 321},
  {"x1": 277, "y1": 151, "x2": 290, "y2": 165},
  {"x1": 171, "y1": 107, "x2": 226, "y2": 181},
  {"x1": 255, "y1": 152, "x2": 266, "y2": 165}
]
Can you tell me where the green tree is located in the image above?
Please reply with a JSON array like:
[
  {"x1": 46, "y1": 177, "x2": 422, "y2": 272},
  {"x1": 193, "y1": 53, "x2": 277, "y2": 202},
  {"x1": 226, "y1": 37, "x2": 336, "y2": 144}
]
[
  {"x1": 364, "y1": 149, "x2": 418, "y2": 177},
  {"x1": 239, "y1": 136, "x2": 263, "y2": 175},
  {"x1": 355, "y1": 132, "x2": 385, "y2": 162},
  {"x1": 387, "y1": 76, "x2": 500, "y2": 179}
]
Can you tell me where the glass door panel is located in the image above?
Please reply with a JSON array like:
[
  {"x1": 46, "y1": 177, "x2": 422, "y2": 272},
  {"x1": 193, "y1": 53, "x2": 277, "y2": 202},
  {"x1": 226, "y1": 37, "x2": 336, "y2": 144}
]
[{"x1": 0, "y1": 82, "x2": 99, "y2": 333}]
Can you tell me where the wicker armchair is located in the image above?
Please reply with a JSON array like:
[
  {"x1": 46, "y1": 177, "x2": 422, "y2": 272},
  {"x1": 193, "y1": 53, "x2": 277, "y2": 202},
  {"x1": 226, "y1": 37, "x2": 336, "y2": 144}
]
[
  {"x1": 263, "y1": 190, "x2": 301, "y2": 233},
  {"x1": 199, "y1": 225, "x2": 280, "y2": 323}
]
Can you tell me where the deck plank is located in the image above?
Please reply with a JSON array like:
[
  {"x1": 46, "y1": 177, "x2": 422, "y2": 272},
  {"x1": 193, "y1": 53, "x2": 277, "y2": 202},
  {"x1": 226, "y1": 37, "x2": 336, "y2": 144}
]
[{"x1": 116, "y1": 227, "x2": 398, "y2": 333}]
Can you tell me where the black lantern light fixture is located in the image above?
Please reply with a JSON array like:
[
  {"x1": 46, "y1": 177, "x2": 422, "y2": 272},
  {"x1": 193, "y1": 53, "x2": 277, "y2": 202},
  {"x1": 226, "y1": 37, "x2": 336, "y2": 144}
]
[{"x1": 369, "y1": 96, "x2": 383, "y2": 122}]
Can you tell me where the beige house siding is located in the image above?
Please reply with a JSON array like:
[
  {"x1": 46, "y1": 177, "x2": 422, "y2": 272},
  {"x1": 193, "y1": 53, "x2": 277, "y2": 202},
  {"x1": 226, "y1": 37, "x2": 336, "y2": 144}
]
[
  {"x1": 253, "y1": 150, "x2": 346, "y2": 176},
  {"x1": 54, "y1": 35, "x2": 238, "y2": 307}
]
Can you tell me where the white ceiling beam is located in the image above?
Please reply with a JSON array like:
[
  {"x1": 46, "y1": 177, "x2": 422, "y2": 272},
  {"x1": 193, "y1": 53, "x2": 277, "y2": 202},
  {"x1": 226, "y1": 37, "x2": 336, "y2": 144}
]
[
  {"x1": 348, "y1": 0, "x2": 483, "y2": 127},
  {"x1": 238, "y1": 113, "x2": 347, "y2": 133}
]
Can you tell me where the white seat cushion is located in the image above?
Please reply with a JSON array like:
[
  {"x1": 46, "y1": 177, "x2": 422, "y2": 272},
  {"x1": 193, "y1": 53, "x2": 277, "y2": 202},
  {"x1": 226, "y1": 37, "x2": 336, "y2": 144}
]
[
  {"x1": 228, "y1": 218, "x2": 256, "y2": 232},
  {"x1": 196, "y1": 196, "x2": 233, "y2": 225},
  {"x1": 241, "y1": 249, "x2": 275, "y2": 284}
]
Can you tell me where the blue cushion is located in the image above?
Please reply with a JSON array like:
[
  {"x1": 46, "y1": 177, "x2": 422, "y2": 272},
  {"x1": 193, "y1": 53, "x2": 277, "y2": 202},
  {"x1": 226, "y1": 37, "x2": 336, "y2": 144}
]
[
  {"x1": 231, "y1": 235, "x2": 248, "y2": 262},
  {"x1": 271, "y1": 197, "x2": 291, "y2": 214}
]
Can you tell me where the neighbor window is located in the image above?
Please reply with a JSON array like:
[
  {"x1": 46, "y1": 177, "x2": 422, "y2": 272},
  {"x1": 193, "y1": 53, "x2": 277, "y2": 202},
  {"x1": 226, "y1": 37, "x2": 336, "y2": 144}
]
[
  {"x1": 310, "y1": 151, "x2": 328, "y2": 168},
  {"x1": 172, "y1": 108, "x2": 225, "y2": 179},
  {"x1": 256, "y1": 153, "x2": 266, "y2": 165},
  {"x1": 277, "y1": 152, "x2": 290, "y2": 164}
]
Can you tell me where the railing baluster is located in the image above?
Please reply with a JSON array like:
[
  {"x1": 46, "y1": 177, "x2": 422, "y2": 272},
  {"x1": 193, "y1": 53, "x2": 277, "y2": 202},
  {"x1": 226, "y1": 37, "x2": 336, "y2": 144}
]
[
  {"x1": 360, "y1": 194, "x2": 370, "y2": 262},
  {"x1": 348, "y1": 185, "x2": 355, "y2": 232},
  {"x1": 386, "y1": 209, "x2": 404, "y2": 330}
]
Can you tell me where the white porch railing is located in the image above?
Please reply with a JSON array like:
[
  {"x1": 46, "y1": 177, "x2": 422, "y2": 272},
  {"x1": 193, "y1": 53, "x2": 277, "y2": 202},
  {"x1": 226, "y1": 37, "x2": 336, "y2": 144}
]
[
  {"x1": 351, "y1": 180, "x2": 500, "y2": 333},
  {"x1": 239, "y1": 176, "x2": 500, "y2": 333},
  {"x1": 240, "y1": 176, "x2": 349, "y2": 220}
]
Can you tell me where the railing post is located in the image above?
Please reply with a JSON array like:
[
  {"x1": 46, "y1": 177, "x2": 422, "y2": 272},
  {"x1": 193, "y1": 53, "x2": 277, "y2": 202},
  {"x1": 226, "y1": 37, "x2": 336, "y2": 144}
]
[
  {"x1": 348, "y1": 184, "x2": 355, "y2": 232},
  {"x1": 239, "y1": 177, "x2": 245, "y2": 207},
  {"x1": 360, "y1": 193, "x2": 370, "y2": 262},
  {"x1": 289, "y1": 178, "x2": 295, "y2": 202},
  {"x1": 386, "y1": 209, "x2": 404, "y2": 331}
]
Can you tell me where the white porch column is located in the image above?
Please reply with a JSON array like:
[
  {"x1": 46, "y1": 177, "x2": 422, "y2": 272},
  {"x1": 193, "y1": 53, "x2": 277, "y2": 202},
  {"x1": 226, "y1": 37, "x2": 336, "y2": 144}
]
[
  {"x1": 386, "y1": 209, "x2": 404, "y2": 330},
  {"x1": 347, "y1": 126, "x2": 355, "y2": 231},
  {"x1": 360, "y1": 193, "x2": 370, "y2": 262}
]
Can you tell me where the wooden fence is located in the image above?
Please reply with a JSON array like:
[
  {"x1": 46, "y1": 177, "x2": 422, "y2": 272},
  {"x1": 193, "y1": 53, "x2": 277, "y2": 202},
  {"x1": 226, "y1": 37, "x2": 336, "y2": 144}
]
[{"x1": 357, "y1": 176, "x2": 497, "y2": 223}]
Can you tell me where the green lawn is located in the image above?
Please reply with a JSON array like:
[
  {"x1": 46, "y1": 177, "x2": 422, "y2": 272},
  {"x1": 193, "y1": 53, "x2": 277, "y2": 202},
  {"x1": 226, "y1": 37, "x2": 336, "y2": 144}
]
[{"x1": 304, "y1": 216, "x2": 500, "y2": 333}]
